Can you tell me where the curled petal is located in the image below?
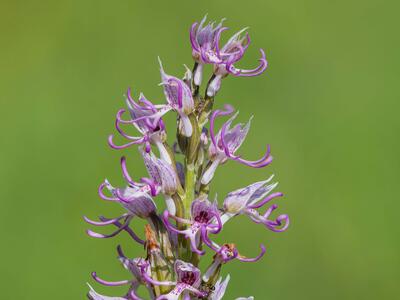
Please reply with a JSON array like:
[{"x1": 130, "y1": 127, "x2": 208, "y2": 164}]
[
  {"x1": 120, "y1": 156, "x2": 140, "y2": 186},
  {"x1": 108, "y1": 135, "x2": 146, "y2": 150},
  {"x1": 98, "y1": 182, "x2": 118, "y2": 202},
  {"x1": 100, "y1": 216, "x2": 145, "y2": 245},
  {"x1": 224, "y1": 47, "x2": 246, "y2": 74},
  {"x1": 129, "y1": 289, "x2": 143, "y2": 300},
  {"x1": 237, "y1": 244, "x2": 266, "y2": 262},
  {"x1": 233, "y1": 145, "x2": 273, "y2": 168},
  {"x1": 137, "y1": 91, "x2": 158, "y2": 111},
  {"x1": 261, "y1": 204, "x2": 278, "y2": 219},
  {"x1": 266, "y1": 214, "x2": 290, "y2": 232},
  {"x1": 126, "y1": 88, "x2": 141, "y2": 110},
  {"x1": 116, "y1": 108, "x2": 135, "y2": 124},
  {"x1": 115, "y1": 118, "x2": 144, "y2": 140},
  {"x1": 86, "y1": 219, "x2": 129, "y2": 239},
  {"x1": 230, "y1": 49, "x2": 268, "y2": 77},
  {"x1": 201, "y1": 226, "x2": 220, "y2": 252},
  {"x1": 83, "y1": 214, "x2": 128, "y2": 226},
  {"x1": 162, "y1": 211, "x2": 190, "y2": 234},
  {"x1": 189, "y1": 235, "x2": 206, "y2": 255},
  {"x1": 116, "y1": 244, "x2": 126, "y2": 258},
  {"x1": 91, "y1": 272, "x2": 130, "y2": 287}
]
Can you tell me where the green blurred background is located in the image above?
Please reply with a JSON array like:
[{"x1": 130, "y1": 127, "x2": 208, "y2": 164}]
[{"x1": 1, "y1": 0, "x2": 399, "y2": 299}]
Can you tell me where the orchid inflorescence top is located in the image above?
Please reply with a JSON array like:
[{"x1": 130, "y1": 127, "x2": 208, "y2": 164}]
[{"x1": 85, "y1": 16, "x2": 289, "y2": 300}]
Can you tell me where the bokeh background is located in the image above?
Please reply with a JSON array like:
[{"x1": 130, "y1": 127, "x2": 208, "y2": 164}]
[{"x1": 1, "y1": 0, "x2": 399, "y2": 299}]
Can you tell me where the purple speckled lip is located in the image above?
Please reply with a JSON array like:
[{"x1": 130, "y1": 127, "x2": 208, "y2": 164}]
[{"x1": 85, "y1": 15, "x2": 289, "y2": 300}]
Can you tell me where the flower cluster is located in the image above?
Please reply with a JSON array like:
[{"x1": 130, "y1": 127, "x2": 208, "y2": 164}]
[{"x1": 85, "y1": 16, "x2": 289, "y2": 300}]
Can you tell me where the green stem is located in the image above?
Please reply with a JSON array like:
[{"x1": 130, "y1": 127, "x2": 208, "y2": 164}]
[{"x1": 183, "y1": 163, "x2": 196, "y2": 220}]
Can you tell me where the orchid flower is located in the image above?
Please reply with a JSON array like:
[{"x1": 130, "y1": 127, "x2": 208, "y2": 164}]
[
  {"x1": 140, "y1": 260, "x2": 207, "y2": 300},
  {"x1": 202, "y1": 240, "x2": 266, "y2": 282},
  {"x1": 90, "y1": 248, "x2": 152, "y2": 300},
  {"x1": 190, "y1": 16, "x2": 267, "y2": 96},
  {"x1": 157, "y1": 58, "x2": 195, "y2": 137},
  {"x1": 84, "y1": 156, "x2": 157, "y2": 242},
  {"x1": 162, "y1": 198, "x2": 222, "y2": 255},
  {"x1": 201, "y1": 105, "x2": 272, "y2": 185},
  {"x1": 190, "y1": 15, "x2": 226, "y2": 86},
  {"x1": 222, "y1": 176, "x2": 289, "y2": 232},
  {"x1": 207, "y1": 30, "x2": 267, "y2": 96},
  {"x1": 140, "y1": 148, "x2": 180, "y2": 214},
  {"x1": 108, "y1": 89, "x2": 173, "y2": 162}
]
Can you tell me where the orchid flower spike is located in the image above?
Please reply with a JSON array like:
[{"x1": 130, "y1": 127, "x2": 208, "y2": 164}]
[{"x1": 86, "y1": 16, "x2": 289, "y2": 300}]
